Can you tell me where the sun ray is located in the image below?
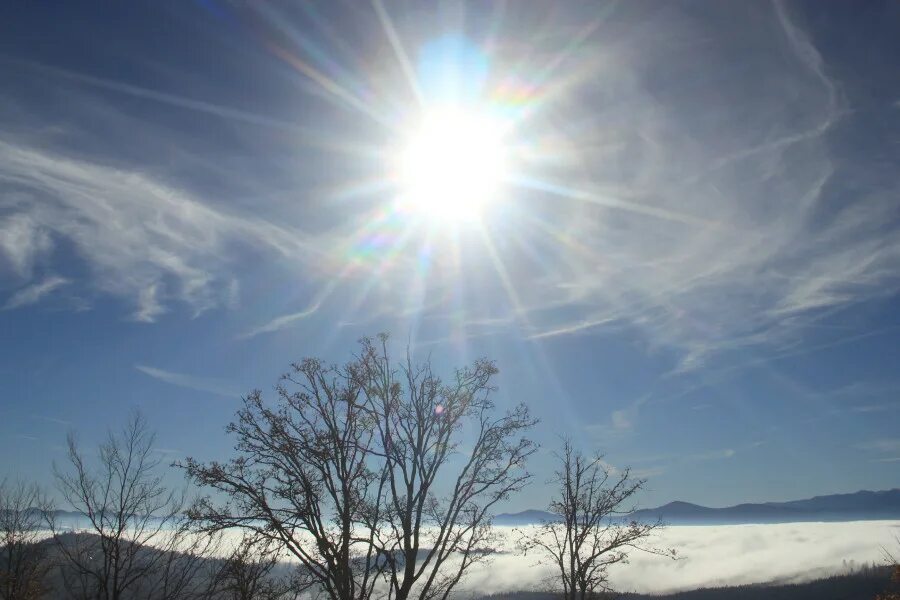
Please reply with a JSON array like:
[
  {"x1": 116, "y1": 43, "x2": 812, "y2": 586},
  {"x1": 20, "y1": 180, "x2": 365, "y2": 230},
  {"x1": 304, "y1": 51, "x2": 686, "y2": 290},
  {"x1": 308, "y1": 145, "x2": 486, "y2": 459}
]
[
  {"x1": 371, "y1": 0, "x2": 425, "y2": 108},
  {"x1": 514, "y1": 175, "x2": 720, "y2": 228},
  {"x1": 512, "y1": 11, "x2": 615, "y2": 123},
  {"x1": 475, "y1": 222, "x2": 532, "y2": 331},
  {"x1": 264, "y1": 40, "x2": 394, "y2": 129},
  {"x1": 1, "y1": 57, "x2": 313, "y2": 133}
]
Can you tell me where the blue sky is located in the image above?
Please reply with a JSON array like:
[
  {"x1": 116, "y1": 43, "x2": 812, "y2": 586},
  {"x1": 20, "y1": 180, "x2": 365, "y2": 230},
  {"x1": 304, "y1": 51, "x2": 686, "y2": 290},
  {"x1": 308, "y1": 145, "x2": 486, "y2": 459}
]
[{"x1": 0, "y1": 1, "x2": 898, "y2": 510}]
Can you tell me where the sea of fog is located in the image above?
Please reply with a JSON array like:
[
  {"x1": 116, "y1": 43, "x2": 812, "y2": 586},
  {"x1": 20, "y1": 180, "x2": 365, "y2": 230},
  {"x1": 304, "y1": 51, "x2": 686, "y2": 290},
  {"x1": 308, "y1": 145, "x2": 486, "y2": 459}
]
[
  {"x1": 44, "y1": 520, "x2": 900, "y2": 595},
  {"x1": 480, "y1": 521, "x2": 900, "y2": 594}
]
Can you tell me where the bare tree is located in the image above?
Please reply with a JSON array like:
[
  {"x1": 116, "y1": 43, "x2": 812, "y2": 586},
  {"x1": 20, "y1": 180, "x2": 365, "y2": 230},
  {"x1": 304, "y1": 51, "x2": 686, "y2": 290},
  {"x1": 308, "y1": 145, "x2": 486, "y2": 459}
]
[
  {"x1": 182, "y1": 350, "x2": 381, "y2": 600},
  {"x1": 878, "y1": 535, "x2": 900, "y2": 600},
  {"x1": 50, "y1": 411, "x2": 210, "y2": 600},
  {"x1": 182, "y1": 334, "x2": 536, "y2": 600},
  {"x1": 358, "y1": 336, "x2": 536, "y2": 600},
  {"x1": 522, "y1": 441, "x2": 675, "y2": 600},
  {"x1": 0, "y1": 480, "x2": 53, "y2": 600},
  {"x1": 207, "y1": 534, "x2": 297, "y2": 600},
  {"x1": 142, "y1": 522, "x2": 222, "y2": 600}
]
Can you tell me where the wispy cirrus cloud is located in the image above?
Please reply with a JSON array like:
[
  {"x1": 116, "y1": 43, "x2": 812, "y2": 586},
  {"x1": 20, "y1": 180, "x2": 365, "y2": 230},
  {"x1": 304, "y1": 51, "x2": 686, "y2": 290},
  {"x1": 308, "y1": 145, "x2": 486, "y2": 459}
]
[
  {"x1": 844, "y1": 403, "x2": 898, "y2": 414},
  {"x1": 0, "y1": 214, "x2": 53, "y2": 278},
  {"x1": 1, "y1": 2, "x2": 897, "y2": 366},
  {"x1": 855, "y1": 437, "x2": 900, "y2": 465},
  {"x1": 687, "y1": 448, "x2": 736, "y2": 462},
  {"x1": 618, "y1": 441, "x2": 762, "y2": 473},
  {"x1": 135, "y1": 364, "x2": 240, "y2": 398},
  {"x1": 30, "y1": 414, "x2": 72, "y2": 427},
  {"x1": 6, "y1": 433, "x2": 39, "y2": 442},
  {"x1": 0, "y1": 138, "x2": 320, "y2": 322},
  {"x1": 3, "y1": 275, "x2": 69, "y2": 310},
  {"x1": 856, "y1": 438, "x2": 900, "y2": 454},
  {"x1": 585, "y1": 394, "x2": 650, "y2": 438},
  {"x1": 503, "y1": 2, "x2": 900, "y2": 369},
  {"x1": 311, "y1": 2, "x2": 900, "y2": 370},
  {"x1": 238, "y1": 297, "x2": 324, "y2": 340}
]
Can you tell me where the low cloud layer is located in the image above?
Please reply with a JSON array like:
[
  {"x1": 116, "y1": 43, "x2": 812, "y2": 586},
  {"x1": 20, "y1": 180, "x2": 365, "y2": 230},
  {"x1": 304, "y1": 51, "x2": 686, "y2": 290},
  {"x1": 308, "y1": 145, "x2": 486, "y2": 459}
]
[
  {"x1": 466, "y1": 522, "x2": 900, "y2": 595},
  {"x1": 52, "y1": 520, "x2": 900, "y2": 596}
]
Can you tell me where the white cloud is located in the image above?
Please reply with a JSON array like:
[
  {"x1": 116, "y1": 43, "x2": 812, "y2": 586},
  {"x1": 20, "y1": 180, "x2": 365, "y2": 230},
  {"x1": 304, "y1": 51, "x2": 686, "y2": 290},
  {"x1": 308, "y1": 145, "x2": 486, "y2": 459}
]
[
  {"x1": 857, "y1": 438, "x2": 900, "y2": 454},
  {"x1": 848, "y1": 404, "x2": 898, "y2": 414},
  {"x1": 631, "y1": 466, "x2": 666, "y2": 479},
  {"x1": 179, "y1": 522, "x2": 898, "y2": 595},
  {"x1": 0, "y1": 213, "x2": 53, "y2": 277},
  {"x1": 3, "y1": 275, "x2": 69, "y2": 310},
  {"x1": 315, "y1": 3, "x2": 900, "y2": 370},
  {"x1": 135, "y1": 364, "x2": 240, "y2": 398},
  {"x1": 2, "y1": 3, "x2": 896, "y2": 363},
  {"x1": 610, "y1": 410, "x2": 632, "y2": 431},
  {"x1": 611, "y1": 444, "x2": 750, "y2": 474},
  {"x1": 238, "y1": 297, "x2": 324, "y2": 340},
  {"x1": 588, "y1": 394, "x2": 651, "y2": 437},
  {"x1": 526, "y1": 317, "x2": 618, "y2": 341},
  {"x1": 0, "y1": 139, "x2": 317, "y2": 322},
  {"x1": 54, "y1": 517, "x2": 899, "y2": 596},
  {"x1": 461, "y1": 521, "x2": 900, "y2": 595},
  {"x1": 688, "y1": 448, "x2": 736, "y2": 461},
  {"x1": 30, "y1": 415, "x2": 72, "y2": 427}
]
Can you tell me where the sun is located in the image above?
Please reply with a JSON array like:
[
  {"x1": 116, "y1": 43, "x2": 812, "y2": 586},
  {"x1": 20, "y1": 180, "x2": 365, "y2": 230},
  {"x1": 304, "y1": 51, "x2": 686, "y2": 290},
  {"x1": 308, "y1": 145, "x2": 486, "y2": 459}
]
[{"x1": 396, "y1": 107, "x2": 509, "y2": 222}]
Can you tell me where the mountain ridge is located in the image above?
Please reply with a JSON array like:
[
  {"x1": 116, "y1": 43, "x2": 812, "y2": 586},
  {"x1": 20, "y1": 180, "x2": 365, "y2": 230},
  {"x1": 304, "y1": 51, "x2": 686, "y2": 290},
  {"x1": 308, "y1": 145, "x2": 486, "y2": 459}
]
[{"x1": 494, "y1": 488, "x2": 900, "y2": 525}]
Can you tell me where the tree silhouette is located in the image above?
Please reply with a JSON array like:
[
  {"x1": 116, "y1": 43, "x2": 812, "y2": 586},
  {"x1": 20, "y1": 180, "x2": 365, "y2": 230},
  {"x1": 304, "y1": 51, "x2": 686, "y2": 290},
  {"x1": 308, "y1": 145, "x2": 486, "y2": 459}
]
[
  {"x1": 521, "y1": 440, "x2": 675, "y2": 600},
  {"x1": 878, "y1": 535, "x2": 900, "y2": 600},
  {"x1": 0, "y1": 479, "x2": 53, "y2": 600},
  {"x1": 182, "y1": 334, "x2": 537, "y2": 600},
  {"x1": 50, "y1": 412, "x2": 216, "y2": 600},
  {"x1": 207, "y1": 534, "x2": 298, "y2": 600}
]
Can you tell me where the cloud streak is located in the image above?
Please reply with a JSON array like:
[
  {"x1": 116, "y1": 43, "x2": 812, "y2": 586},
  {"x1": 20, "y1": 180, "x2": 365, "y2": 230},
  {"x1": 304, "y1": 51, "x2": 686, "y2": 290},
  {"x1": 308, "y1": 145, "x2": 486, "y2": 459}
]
[
  {"x1": 3, "y1": 275, "x2": 69, "y2": 310},
  {"x1": 135, "y1": 364, "x2": 240, "y2": 398},
  {"x1": 30, "y1": 415, "x2": 72, "y2": 427},
  {"x1": 857, "y1": 438, "x2": 900, "y2": 454},
  {"x1": 238, "y1": 298, "x2": 324, "y2": 340},
  {"x1": 0, "y1": 139, "x2": 318, "y2": 322},
  {"x1": 687, "y1": 448, "x2": 736, "y2": 461}
]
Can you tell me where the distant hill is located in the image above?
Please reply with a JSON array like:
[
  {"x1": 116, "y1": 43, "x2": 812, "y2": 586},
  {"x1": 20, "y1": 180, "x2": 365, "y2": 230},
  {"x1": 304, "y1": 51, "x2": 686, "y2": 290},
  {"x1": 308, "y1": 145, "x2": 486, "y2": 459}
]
[
  {"x1": 480, "y1": 565, "x2": 896, "y2": 600},
  {"x1": 492, "y1": 509, "x2": 559, "y2": 526},
  {"x1": 40, "y1": 509, "x2": 169, "y2": 531},
  {"x1": 39, "y1": 489, "x2": 900, "y2": 528},
  {"x1": 494, "y1": 489, "x2": 900, "y2": 525},
  {"x1": 629, "y1": 489, "x2": 900, "y2": 524}
]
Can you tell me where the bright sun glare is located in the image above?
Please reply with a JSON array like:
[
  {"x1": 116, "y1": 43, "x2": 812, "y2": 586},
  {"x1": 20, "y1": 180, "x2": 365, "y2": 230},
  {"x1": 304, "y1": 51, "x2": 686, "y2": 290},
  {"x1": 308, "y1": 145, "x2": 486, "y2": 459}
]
[{"x1": 398, "y1": 107, "x2": 508, "y2": 222}]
